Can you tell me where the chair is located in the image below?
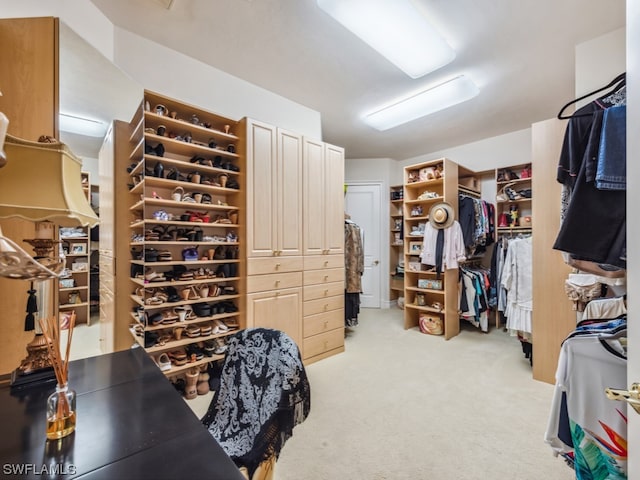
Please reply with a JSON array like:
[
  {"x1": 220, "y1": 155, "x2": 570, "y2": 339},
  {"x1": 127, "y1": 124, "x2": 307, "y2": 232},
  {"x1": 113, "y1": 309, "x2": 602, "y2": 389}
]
[{"x1": 202, "y1": 328, "x2": 311, "y2": 480}]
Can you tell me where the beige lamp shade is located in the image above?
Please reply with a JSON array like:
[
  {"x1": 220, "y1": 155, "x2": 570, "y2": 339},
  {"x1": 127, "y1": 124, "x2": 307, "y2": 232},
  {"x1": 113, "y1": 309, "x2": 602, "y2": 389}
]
[{"x1": 0, "y1": 135, "x2": 99, "y2": 227}]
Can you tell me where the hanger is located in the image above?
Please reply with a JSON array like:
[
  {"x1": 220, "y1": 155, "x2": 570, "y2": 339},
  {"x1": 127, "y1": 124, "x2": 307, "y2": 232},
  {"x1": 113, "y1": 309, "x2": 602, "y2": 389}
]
[{"x1": 557, "y1": 72, "x2": 626, "y2": 119}]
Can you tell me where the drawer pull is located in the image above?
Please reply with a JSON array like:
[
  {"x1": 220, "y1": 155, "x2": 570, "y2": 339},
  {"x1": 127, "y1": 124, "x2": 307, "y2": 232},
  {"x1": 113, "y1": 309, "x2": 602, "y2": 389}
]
[
  {"x1": 324, "y1": 320, "x2": 328, "y2": 329},
  {"x1": 324, "y1": 261, "x2": 329, "y2": 267},
  {"x1": 324, "y1": 275, "x2": 329, "y2": 281},
  {"x1": 275, "y1": 263, "x2": 281, "y2": 270},
  {"x1": 324, "y1": 289, "x2": 329, "y2": 296},
  {"x1": 275, "y1": 280, "x2": 280, "y2": 286},
  {"x1": 324, "y1": 304, "x2": 329, "y2": 311},
  {"x1": 324, "y1": 340, "x2": 328, "y2": 349}
]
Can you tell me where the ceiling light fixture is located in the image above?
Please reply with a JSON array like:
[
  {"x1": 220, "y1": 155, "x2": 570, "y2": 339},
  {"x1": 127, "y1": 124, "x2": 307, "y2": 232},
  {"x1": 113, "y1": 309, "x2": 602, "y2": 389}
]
[
  {"x1": 363, "y1": 75, "x2": 480, "y2": 131},
  {"x1": 59, "y1": 113, "x2": 107, "y2": 138},
  {"x1": 317, "y1": 0, "x2": 455, "y2": 78}
]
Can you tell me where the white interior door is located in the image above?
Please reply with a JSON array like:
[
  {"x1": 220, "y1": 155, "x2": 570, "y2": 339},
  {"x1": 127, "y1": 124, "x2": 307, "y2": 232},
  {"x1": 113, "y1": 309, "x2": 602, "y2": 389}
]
[{"x1": 344, "y1": 183, "x2": 381, "y2": 308}]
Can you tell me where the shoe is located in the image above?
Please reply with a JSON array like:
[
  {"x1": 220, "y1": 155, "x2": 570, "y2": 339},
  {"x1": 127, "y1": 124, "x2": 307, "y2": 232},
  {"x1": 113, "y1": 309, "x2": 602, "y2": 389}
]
[
  {"x1": 184, "y1": 368, "x2": 199, "y2": 400},
  {"x1": 155, "y1": 353, "x2": 172, "y2": 372}
]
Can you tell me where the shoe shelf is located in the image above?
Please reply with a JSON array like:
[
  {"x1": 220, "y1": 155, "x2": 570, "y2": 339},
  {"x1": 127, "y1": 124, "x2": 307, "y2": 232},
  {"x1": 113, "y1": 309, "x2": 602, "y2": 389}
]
[
  {"x1": 125, "y1": 90, "x2": 245, "y2": 381},
  {"x1": 495, "y1": 163, "x2": 533, "y2": 231},
  {"x1": 133, "y1": 312, "x2": 240, "y2": 332},
  {"x1": 59, "y1": 285, "x2": 89, "y2": 293},
  {"x1": 160, "y1": 355, "x2": 224, "y2": 377},
  {"x1": 143, "y1": 112, "x2": 239, "y2": 144},
  {"x1": 131, "y1": 276, "x2": 240, "y2": 289},
  {"x1": 131, "y1": 293, "x2": 240, "y2": 309},
  {"x1": 405, "y1": 286, "x2": 445, "y2": 295},
  {"x1": 129, "y1": 326, "x2": 236, "y2": 353},
  {"x1": 405, "y1": 303, "x2": 445, "y2": 314},
  {"x1": 404, "y1": 196, "x2": 444, "y2": 205},
  {"x1": 59, "y1": 301, "x2": 89, "y2": 309}
]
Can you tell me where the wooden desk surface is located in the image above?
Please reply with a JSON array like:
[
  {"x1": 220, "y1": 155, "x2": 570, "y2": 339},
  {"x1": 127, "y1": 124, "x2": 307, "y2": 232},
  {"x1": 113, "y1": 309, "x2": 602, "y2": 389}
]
[{"x1": 0, "y1": 348, "x2": 245, "y2": 480}]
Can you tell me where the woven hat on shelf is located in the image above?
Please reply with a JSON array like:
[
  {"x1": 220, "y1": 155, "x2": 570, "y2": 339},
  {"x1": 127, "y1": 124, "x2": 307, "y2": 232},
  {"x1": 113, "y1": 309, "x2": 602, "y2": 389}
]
[{"x1": 428, "y1": 202, "x2": 455, "y2": 230}]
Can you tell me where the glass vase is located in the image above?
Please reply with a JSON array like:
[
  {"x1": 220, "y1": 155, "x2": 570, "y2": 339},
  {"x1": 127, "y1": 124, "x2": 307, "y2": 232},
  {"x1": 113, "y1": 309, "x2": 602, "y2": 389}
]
[{"x1": 46, "y1": 383, "x2": 76, "y2": 440}]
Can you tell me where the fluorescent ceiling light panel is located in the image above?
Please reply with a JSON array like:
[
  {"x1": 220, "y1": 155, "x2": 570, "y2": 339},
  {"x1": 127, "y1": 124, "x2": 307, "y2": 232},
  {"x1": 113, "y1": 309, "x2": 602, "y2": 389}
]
[
  {"x1": 59, "y1": 113, "x2": 107, "y2": 138},
  {"x1": 364, "y1": 75, "x2": 479, "y2": 131},
  {"x1": 317, "y1": 0, "x2": 455, "y2": 78}
]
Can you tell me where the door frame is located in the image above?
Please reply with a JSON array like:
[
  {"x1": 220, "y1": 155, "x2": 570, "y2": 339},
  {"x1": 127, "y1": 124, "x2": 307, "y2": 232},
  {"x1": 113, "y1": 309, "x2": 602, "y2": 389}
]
[{"x1": 345, "y1": 181, "x2": 388, "y2": 308}]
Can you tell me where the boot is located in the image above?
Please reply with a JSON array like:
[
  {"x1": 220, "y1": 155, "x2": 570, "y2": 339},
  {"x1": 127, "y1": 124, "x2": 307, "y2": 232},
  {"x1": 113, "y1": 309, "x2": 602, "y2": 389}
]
[
  {"x1": 184, "y1": 368, "x2": 199, "y2": 400},
  {"x1": 197, "y1": 365, "x2": 210, "y2": 395}
]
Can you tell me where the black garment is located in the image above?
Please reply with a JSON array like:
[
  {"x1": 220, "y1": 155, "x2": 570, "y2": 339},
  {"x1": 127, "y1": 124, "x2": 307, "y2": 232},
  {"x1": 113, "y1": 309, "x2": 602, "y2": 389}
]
[
  {"x1": 458, "y1": 195, "x2": 476, "y2": 248},
  {"x1": 553, "y1": 155, "x2": 626, "y2": 268},
  {"x1": 345, "y1": 292, "x2": 360, "y2": 327},
  {"x1": 435, "y1": 229, "x2": 444, "y2": 279},
  {"x1": 202, "y1": 328, "x2": 311, "y2": 477}
]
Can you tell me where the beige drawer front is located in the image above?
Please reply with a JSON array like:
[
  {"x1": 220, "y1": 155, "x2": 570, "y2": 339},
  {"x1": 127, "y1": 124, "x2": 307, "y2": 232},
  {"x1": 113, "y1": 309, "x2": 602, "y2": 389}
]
[
  {"x1": 246, "y1": 271, "x2": 302, "y2": 293},
  {"x1": 304, "y1": 309, "x2": 344, "y2": 338},
  {"x1": 303, "y1": 281, "x2": 344, "y2": 301},
  {"x1": 303, "y1": 328, "x2": 344, "y2": 359},
  {"x1": 303, "y1": 268, "x2": 344, "y2": 286},
  {"x1": 303, "y1": 295, "x2": 344, "y2": 316},
  {"x1": 304, "y1": 254, "x2": 344, "y2": 271},
  {"x1": 247, "y1": 256, "x2": 303, "y2": 275}
]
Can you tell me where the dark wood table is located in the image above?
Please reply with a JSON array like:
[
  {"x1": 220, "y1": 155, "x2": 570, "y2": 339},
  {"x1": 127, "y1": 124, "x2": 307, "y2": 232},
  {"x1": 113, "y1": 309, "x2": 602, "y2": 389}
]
[{"x1": 0, "y1": 347, "x2": 245, "y2": 479}]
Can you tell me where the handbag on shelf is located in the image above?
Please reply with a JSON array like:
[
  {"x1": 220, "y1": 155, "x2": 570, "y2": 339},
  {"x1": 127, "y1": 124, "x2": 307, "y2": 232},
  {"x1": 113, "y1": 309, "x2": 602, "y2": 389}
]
[{"x1": 419, "y1": 313, "x2": 443, "y2": 335}]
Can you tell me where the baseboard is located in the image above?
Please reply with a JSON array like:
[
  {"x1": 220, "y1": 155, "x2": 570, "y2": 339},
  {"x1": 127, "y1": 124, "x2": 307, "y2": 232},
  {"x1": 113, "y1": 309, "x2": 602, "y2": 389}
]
[{"x1": 381, "y1": 300, "x2": 397, "y2": 309}]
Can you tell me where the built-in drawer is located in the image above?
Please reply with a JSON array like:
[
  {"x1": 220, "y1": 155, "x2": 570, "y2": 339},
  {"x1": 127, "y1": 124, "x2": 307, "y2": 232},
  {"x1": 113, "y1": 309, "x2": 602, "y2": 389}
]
[
  {"x1": 246, "y1": 271, "x2": 302, "y2": 293},
  {"x1": 247, "y1": 256, "x2": 303, "y2": 275},
  {"x1": 304, "y1": 254, "x2": 344, "y2": 270},
  {"x1": 303, "y1": 281, "x2": 344, "y2": 301},
  {"x1": 303, "y1": 268, "x2": 344, "y2": 286},
  {"x1": 303, "y1": 328, "x2": 344, "y2": 359},
  {"x1": 304, "y1": 309, "x2": 344, "y2": 338},
  {"x1": 303, "y1": 295, "x2": 344, "y2": 316}
]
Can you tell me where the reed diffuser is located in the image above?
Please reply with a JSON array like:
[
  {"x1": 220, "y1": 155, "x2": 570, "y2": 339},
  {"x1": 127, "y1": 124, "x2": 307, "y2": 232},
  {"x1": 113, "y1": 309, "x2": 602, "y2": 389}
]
[{"x1": 39, "y1": 312, "x2": 77, "y2": 440}]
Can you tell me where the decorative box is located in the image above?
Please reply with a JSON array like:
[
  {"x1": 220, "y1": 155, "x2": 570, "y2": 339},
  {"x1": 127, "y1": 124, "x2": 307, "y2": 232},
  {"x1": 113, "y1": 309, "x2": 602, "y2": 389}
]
[
  {"x1": 418, "y1": 278, "x2": 443, "y2": 290},
  {"x1": 59, "y1": 278, "x2": 75, "y2": 288}
]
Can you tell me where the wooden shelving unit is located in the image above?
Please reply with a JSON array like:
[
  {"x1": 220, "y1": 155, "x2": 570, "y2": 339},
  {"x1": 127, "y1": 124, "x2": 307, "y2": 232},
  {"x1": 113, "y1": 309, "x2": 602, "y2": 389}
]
[
  {"x1": 389, "y1": 185, "x2": 404, "y2": 305},
  {"x1": 124, "y1": 90, "x2": 246, "y2": 380},
  {"x1": 402, "y1": 158, "x2": 464, "y2": 340},
  {"x1": 495, "y1": 163, "x2": 532, "y2": 235}
]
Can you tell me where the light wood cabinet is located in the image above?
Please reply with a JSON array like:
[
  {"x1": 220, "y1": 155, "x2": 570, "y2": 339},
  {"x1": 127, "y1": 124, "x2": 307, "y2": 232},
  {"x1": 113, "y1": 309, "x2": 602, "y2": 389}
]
[
  {"x1": 246, "y1": 287, "x2": 302, "y2": 346},
  {"x1": 243, "y1": 119, "x2": 302, "y2": 257},
  {"x1": 302, "y1": 139, "x2": 345, "y2": 256}
]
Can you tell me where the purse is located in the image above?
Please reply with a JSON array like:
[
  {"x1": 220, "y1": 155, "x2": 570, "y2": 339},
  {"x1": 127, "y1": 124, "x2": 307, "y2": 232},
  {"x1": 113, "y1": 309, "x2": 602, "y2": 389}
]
[
  {"x1": 419, "y1": 313, "x2": 444, "y2": 335},
  {"x1": 564, "y1": 273, "x2": 603, "y2": 311}
]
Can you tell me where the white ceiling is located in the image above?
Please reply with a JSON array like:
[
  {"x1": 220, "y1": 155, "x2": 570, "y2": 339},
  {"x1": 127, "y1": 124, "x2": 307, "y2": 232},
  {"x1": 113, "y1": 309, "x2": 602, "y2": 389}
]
[{"x1": 83, "y1": 0, "x2": 625, "y2": 161}]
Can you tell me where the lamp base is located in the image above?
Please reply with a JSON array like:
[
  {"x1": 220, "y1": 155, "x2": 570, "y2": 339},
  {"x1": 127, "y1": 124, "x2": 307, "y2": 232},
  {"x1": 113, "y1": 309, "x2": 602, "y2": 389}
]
[{"x1": 10, "y1": 333, "x2": 57, "y2": 390}]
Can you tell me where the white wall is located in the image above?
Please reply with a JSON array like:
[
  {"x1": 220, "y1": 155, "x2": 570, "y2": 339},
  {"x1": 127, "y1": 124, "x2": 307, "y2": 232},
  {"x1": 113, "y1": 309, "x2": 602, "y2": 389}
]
[
  {"x1": 114, "y1": 28, "x2": 322, "y2": 138},
  {"x1": 575, "y1": 27, "x2": 626, "y2": 99},
  {"x1": 401, "y1": 127, "x2": 532, "y2": 173},
  {"x1": 0, "y1": 0, "x2": 323, "y2": 139}
]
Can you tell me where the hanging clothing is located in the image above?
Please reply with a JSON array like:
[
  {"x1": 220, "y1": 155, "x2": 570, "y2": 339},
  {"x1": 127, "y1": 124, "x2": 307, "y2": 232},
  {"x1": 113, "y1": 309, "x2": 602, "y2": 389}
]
[
  {"x1": 420, "y1": 221, "x2": 466, "y2": 270},
  {"x1": 344, "y1": 220, "x2": 364, "y2": 327},
  {"x1": 500, "y1": 236, "x2": 533, "y2": 335},
  {"x1": 582, "y1": 296, "x2": 627, "y2": 322},
  {"x1": 459, "y1": 266, "x2": 491, "y2": 332},
  {"x1": 458, "y1": 195, "x2": 495, "y2": 255},
  {"x1": 545, "y1": 324, "x2": 627, "y2": 479},
  {"x1": 554, "y1": 85, "x2": 626, "y2": 269},
  {"x1": 344, "y1": 221, "x2": 364, "y2": 293}
]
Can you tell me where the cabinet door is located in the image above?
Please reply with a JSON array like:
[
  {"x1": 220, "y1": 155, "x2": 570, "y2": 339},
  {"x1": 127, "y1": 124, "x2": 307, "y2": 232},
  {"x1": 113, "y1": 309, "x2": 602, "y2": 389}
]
[
  {"x1": 324, "y1": 143, "x2": 345, "y2": 254},
  {"x1": 277, "y1": 128, "x2": 303, "y2": 256},
  {"x1": 246, "y1": 287, "x2": 302, "y2": 347},
  {"x1": 302, "y1": 138, "x2": 325, "y2": 255},
  {"x1": 247, "y1": 119, "x2": 278, "y2": 257}
]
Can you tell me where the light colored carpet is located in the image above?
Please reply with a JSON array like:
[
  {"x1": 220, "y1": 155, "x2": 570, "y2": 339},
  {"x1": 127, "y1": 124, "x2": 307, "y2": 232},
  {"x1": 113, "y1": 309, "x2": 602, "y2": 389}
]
[{"x1": 274, "y1": 308, "x2": 573, "y2": 480}]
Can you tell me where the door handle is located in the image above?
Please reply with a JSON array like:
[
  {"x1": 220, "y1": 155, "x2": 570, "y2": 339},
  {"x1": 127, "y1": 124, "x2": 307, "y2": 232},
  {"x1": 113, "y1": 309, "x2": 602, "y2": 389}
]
[
  {"x1": 605, "y1": 383, "x2": 640, "y2": 414},
  {"x1": 373, "y1": 260, "x2": 379, "y2": 266}
]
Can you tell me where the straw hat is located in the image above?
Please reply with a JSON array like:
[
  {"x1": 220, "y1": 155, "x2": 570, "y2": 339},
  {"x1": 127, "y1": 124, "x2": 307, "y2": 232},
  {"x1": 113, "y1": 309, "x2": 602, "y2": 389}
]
[{"x1": 428, "y1": 202, "x2": 455, "y2": 229}]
